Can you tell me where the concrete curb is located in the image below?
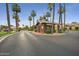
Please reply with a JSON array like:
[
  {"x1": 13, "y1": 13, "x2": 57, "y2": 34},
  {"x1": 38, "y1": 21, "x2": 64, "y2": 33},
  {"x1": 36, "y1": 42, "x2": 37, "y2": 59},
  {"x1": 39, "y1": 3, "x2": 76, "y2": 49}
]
[
  {"x1": 0, "y1": 33, "x2": 16, "y2": 43},
  {"x1": 52, "y1": 33, "x2": 66, "y2": 36},
  {"x1": 31, "y1": 31, "x2": 66, "y2": 36}
]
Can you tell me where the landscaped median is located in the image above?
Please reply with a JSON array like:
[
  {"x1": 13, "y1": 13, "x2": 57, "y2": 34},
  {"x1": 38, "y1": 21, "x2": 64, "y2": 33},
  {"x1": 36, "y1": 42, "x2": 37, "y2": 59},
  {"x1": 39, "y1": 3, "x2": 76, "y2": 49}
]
[
  {"x1": 0, "y1": 31, "x2": 15, "y2": 43},
  {"x1": 0, "y1": 32, "x2": 10, "y2": 37},
  {"x1": 0, "y1": 31, "x2": 15, "y2": 37}
]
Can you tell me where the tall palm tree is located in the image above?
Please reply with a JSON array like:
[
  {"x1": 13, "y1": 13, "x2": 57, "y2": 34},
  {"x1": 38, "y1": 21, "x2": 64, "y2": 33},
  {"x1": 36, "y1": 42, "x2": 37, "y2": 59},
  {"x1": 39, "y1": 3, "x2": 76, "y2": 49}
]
[
  {"x1": 31, "y1": 10, "x2": 36, "y2": 31},
  {"x1": 48, "y1": 3, "x2": 55, "y2": 33},
  {"x1": 12, "y1": 4, "x2": 21, "y2": 32},
  {"x1": 45, "y1": 12, "x2": 50, "y2": 21},
  {"x1": 52, "y1": 4, "x2": 55, "y2": 33},
  {"x1": 48, "y1": 3, "x2": 53, "y2": 22},
  {"x1": 64, "y1": 3, "x2": 66, "y2": 31},
  {"x1": 28, "y1": 16, "x2": 32, "y2": 28},
  {"x1": 58, "y1": 3, "x2": 64, "y2": 32},
  {"x1": 6, "y1": 3, "x2": 11, "y2": 32}
]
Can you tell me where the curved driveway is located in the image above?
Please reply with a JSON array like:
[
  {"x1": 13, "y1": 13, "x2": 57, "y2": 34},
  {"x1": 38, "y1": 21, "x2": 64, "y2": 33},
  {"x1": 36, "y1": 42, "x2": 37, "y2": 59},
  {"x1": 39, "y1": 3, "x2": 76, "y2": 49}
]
[{"x1": 0, "y1": 31, "x2": 79, "y2": 56}]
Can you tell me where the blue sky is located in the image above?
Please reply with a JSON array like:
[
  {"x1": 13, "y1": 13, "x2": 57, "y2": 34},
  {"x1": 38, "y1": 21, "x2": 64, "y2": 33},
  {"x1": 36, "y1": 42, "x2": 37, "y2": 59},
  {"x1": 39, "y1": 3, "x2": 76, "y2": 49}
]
[{"x1": 0, "y1": 3, "x2": 79, "y2": 26}]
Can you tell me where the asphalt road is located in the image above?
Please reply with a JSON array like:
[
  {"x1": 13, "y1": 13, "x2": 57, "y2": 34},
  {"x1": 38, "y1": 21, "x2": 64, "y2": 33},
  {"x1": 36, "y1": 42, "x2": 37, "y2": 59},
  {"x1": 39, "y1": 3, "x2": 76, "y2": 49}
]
[{"x1": 0, "y1": 31, "x2": 79, "y2": 56}]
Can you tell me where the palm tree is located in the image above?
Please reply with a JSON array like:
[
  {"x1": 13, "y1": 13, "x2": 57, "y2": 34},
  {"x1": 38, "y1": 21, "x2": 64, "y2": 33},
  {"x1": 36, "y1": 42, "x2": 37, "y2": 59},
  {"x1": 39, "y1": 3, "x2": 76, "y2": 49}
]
[
  {"x1": 48, "y1": 3, "x2": 55, "y2": 33},
  {"x1": 22, "y1": 24, "x2": 24, "y2": 27},
  {"x1": 58, "y1": 3, "x2": 64, "y2": 32},
  {"x1": 31, "y1": 10, "x2": 36, "y2": 31},
  {"x1": 28, "y1": 16, "x2": 32, "y2": 28},
  {"x1": 48, "y1": 3, "x2": 53, "y2": 22},
  {"x1": 45, "y1": 12, "x2": 50, "y2": 21},
  {"x1": 64, "y1": 3, "x2": 66, "y2": 31},
  {"x1": 6, "y1": 3, "x2": 11, "y2": 32},
  {"x1": 39, "y1": 16, "x2": 43, "y2": 21},
  {"x1": 39, "y1": 16, "x2": 47, "y2": 21},
  {"x1": 12, "y1": 4, "x2": 21, "y2": 32},
  {"x1": 52, "y1": 4, "x2": 55, "y2": 33},
  {"x1": 43, "y1": 15, "x2": 47, "y2": 20}
]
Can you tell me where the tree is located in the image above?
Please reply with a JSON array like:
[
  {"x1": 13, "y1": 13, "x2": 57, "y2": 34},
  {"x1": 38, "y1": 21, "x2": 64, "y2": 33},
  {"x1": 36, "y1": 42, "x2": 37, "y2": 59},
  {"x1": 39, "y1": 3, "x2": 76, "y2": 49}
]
[
  {"x1": 43, "y1": 15, "x2": 47, "y2": 21},
  {"x1": 45, "y1": 12, "x2": 50, "y2": 21},
  {"x1": 36, "y1": 19, "x2": 39, "y2": 23},
  {"x1": 25, "y1": 26, "x2": 29, "y2": 30},
  {"x1": 31, "y1": 10, "x2": 36, "y2": 31},
  {"x1": 64, "y1": 3, "x2": 66, "y2": 31},
  {"x1": 58, "y1": 3, "x2": 64, "y2": 32},
  {"x1": 52, "y1": 4, "x2": 55, "y2": 33},
  {"x1": 6, "y1": 3, "x2": 11, "y2": 32},
  {"x1": 28, "y1": 16, "x2": 32, "y2": 28},
  {"x1": 39, "y1": 16, "x2": 47, "y2": 21},
  {"x1": 22, "y1": 24, "x2": 24, "y2": 27},
  {"x1": 48, "y1": 3, "x2": 55, "y2": 33},
  {"x1": 39, "y1": 16, "x2": 43, "y2": 21},
  {"x1": 12, "y1": 4, "x2": 21, "y2": 32}
]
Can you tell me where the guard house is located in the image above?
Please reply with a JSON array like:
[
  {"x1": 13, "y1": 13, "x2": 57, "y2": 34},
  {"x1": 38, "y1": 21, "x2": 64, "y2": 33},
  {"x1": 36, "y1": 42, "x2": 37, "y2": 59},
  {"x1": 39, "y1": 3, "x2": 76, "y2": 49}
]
[
  {"x1": 35, "y1": 20, "x2": 79, "y2": 33},
  {"x1": 35, "y1": 19, "x2": 59, "y2": 33}
]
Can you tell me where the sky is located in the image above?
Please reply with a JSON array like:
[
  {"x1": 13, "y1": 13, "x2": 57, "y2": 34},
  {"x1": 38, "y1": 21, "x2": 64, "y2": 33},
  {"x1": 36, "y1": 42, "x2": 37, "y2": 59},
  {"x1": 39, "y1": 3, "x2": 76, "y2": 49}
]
[{"x1": 0, "y1": 3, "x2": 79, "y2": 26}]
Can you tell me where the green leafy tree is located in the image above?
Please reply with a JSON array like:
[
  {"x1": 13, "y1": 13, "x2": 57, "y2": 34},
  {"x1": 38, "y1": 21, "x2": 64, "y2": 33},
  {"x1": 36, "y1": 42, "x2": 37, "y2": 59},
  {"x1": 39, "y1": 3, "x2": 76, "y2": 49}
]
[{"x1": 25, "y1": 26, "x2": 29, "y2": 30}]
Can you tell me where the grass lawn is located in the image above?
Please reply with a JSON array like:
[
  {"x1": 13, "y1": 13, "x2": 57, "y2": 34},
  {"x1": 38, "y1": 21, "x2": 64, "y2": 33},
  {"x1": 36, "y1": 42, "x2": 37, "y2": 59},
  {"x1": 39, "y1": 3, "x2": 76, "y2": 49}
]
[{"x1": 0, "y1": 31, "x2": 13, "y2": 37}]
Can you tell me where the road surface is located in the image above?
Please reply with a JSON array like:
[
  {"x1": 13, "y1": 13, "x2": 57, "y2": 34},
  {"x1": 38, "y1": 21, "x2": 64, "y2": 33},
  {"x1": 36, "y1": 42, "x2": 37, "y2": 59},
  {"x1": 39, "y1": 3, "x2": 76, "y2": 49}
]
[{"x1": 0, "y1": 31, "x2": 79, "y2": 56}]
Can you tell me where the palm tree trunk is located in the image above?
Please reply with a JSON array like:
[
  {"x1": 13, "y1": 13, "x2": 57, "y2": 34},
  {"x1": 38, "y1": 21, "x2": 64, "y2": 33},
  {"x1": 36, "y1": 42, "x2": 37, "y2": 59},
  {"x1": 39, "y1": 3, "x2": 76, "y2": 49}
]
[
  {"x1": 58, "y1": 12, "x2": 61, "y2": 32},
  {"x1": 50, "y1": 10, "x2": 53, "y2": 33},
  {"x1": 52, "y1": 3, "x2": 55, "y2": 33},
  {"x1": 50, "y1": 11, "x2": 52, "y2": 23},
  {"x1": 15, "y1": 12, "x2": 18, "y2": 32},
  {"x1": 30, "y1": 21, "x2": 31, "y2": 28},
  {"x1": 58, "y1": 3, "x2": 61, "y2": 32},
  {"x1": 51, "y1": 4, "x2": 55, "y2": 33},
  {"x1": 33, "y1": 17, "x2": 35, "y2": 31},
  {"x1": 47, "y1": 17, "x2": 48, "y2": 21},
  {"x1": 64, "y1": 3, "x2": 66, "y2": 31},
  {"x1": 60, "y1": 13, "x2": 63, "y2": 32},
  {"x1": 6, "y1": 3, "x2": 11, "y2": 32}
]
